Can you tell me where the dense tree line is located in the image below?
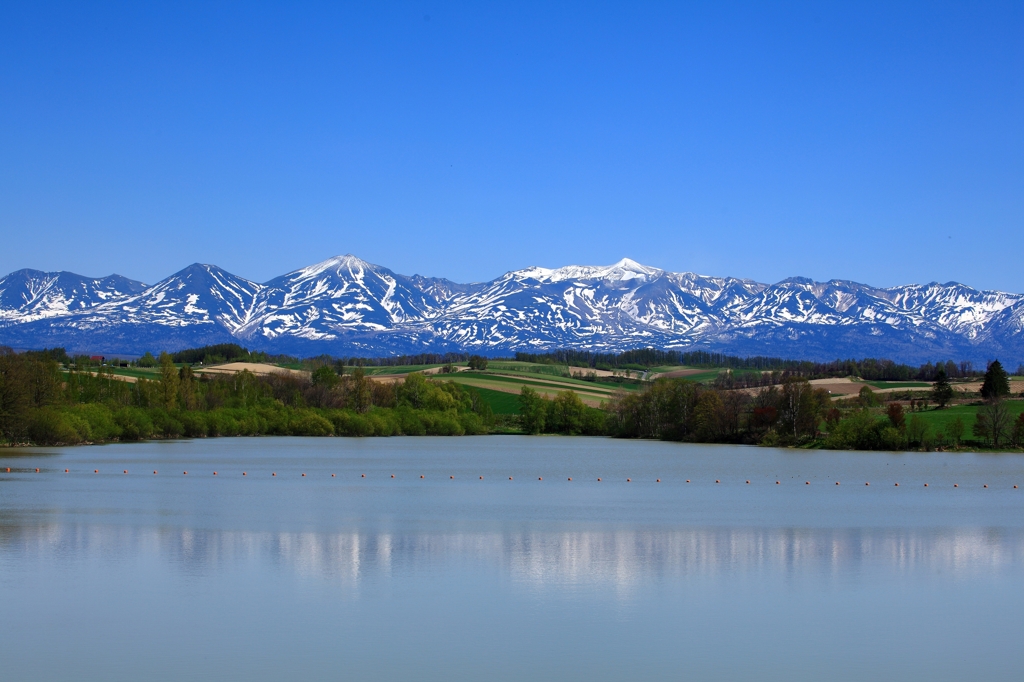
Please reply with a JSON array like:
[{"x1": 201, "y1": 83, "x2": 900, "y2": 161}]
[
  {"x1": 606, "y1": 377, "x2": 830, "y2": 444},
  {"x1": 516, "y1": 387, "x2": 606, "y2": 436},
  {"x1": 515, "y1": 348, "x2": 989, "y2": 380},
  {"x1": 0, "y1": 347, "x2": 495, "y2": 446},
  {"x1": 334, "y1": 353, "x2": 475, "y2": 367},
  {"x1": 169, "y1": 344, "x2": 277, "y2": 365},
  {"x1": 604, "y1": 360, "x2": 1024, "y2": 450}
]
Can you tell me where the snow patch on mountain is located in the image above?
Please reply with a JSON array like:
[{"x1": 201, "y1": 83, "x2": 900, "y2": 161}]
[{"x1": 1, "y1": 255, "x2": 1022, "y2": 363}]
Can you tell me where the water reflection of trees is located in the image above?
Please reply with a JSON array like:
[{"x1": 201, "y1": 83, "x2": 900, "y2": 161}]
[{"x1": 2, "y1": 522, "x2": 1022, "y2": 586}]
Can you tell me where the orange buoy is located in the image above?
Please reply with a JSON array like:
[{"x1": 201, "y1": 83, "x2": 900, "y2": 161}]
[
  {"x1": 567, "y1": 477, "x2": 571, "y2": 481},
  {"x1": 183, "y1": 471, "x2": 187, "y2": 475},
  {"x1": 5, "y1": 468, "x2": 9, "y2": 472},
  {"x1": 805, "y1": 481, "x2": 809, "y2": 485},
  {"x1": 984, "y1": 484, "x2": 988, "y2": 488},
  {"x1": 330, "y1": 473, "x2": 334, "y2": 477},
  {"x1": 894, "y1": 483, "x2": 899, "y2": 486},
  {"x1": 35, "y1": 468, "x2": 40, "y2": 472},
  {"x1": 716, "y1": 480, "x2": 720, "y2": 484},
  {"x1": 509, "y1": 476, "x2": 513, "y2": 480},
  {"x1": 627, "y1": 478, "x2": 631, "y2": 482},
  {"x1": 272, "y1": 472, "x2": 276, "y2": 476},
  {"x1": 94, "y1": 469, "x2": 98, "y2": 473},
  {"x1": 746, "y1": 480, "x2": 750, "y2": 484},
  {"x1": 597, "y1": 478, "x2": 601, "y2": 481},
  {"x1": 538, "y1": 477, "x2": 542, "y2": 481},
  {"x1": 776, "y1": 481, "x2": 780, "y2": 485},
  {"x1": 1015, "y1": 485, "x2": 1018, "y2": 489},
  {"x1": 154, "y1": 470, "x2": 157, "y2": 474},
  {"x1": 123, "y1": 470, "x2": 127, "y2": 474},
  {"x1": 835, "y1": 481, "x2": 840, "y2": 485},
  {"x1": 954, "y1": 484, "x2": 958, "y2": 487},
  {"x1": 686, "y1": 479, "x2": 690, "y2": 483},
  {"x1": 479, "y1": 476, "x2": 483, "y2": 479},
  {"x1": 450, "y1": 475, "x2": 454, "y2": 479},
  {"x1": 656, "y1": 479, "x2": 661, "y2": 483},
  {"x1": 392, "y1": 474, "x2": 396, "y2": 478},
  {"x1": 64, "y1": 469, "x2": 68, "y2": 473},
  {"x1": 865, "y1": 482, "x2": 869, "y2": 486},
  {"x1": 214, "y1": 472, "x2": 218, "y2": 476},
  {"x1": 924, "y1": 483, "x2": 928, "y2": 487},
  {"x1": 361, "y1": 474, "x2": 365, "y2": 478},
  {"x1": 301, "y1": 473, "x2": 306, "y2": 477},
  {"x1": 243, "y1": 472, "x2": 247, "y2": 476},
  {"x1": 421, "y1": 475, "x2": 425, "y2": 478}
]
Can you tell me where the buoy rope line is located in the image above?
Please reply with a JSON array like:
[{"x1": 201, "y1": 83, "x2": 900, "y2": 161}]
[{"x1": 6, "y1": 470, "x2": 1018, "y2": 489}]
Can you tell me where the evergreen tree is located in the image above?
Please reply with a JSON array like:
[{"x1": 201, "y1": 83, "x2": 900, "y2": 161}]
[
  {"x1": 981, "y1": 360, "x2": 1010, "y2": 401},
  {"x1": 931, "y1": 367, "x2": 954, "y2": 408}
]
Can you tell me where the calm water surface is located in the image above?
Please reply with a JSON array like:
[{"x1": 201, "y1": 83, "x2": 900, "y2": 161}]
[{"x1": 2, "y1": 436, "x2": 1023, "y2": 681}]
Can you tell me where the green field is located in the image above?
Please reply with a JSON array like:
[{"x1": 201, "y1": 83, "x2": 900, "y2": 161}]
[
  {"x1": 469, "y1": 386, "x2": 522, "y2": 414},
  {"x1": 361, "y1": 364, "x2": 458, "y2": 375},
  {"x1": 646, "y1": 366, "x2": 723, "y2": 383},
  {"x1": 486, "y1": 361, "x2": 574, "y2": 377},
  {"x1": 75, "y1": 366, "x2": 162, "y2": 380},
  {"x1": 480, "y1": 367, "x2": 639, "y2": 391},
  {"x1": 436, "y1": 374, "x2": 614, "y2": 408},
  {"x1": 901, "y1": 401, "x2": 1024, "y2": 444}
]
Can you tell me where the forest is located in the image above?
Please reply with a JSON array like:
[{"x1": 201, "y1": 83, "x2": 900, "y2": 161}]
[{"x1": 2, "y1": 345, "x2": 1022, "y2": 450}]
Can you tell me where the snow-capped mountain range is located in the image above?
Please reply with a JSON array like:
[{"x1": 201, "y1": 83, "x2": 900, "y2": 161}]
[{"x1": 1, "y1": 255, "x2": 1022, "y2": 364}]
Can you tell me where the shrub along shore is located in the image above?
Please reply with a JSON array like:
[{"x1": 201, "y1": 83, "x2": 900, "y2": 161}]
[{"x1": 1, "y1": 347, "x2": 1022, "y2": 451}]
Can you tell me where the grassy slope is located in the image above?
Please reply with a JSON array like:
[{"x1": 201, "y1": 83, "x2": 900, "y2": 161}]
[
  {"x1": 442, "y1": 373, "x2": 611, "y2": 395},
  {"x1": 469, "y1": 386, "x2": 522, "y2": 414},
  {"x1": 480, "y1": 368, "x2": 639, "y2": 392},
  {"x1": 904, "y1": 400, "x2": 1024, "y2": 443},
  {"x1": 99, "y1": 367, "x2": 161, "y2": 379},
  {"x1": 646, "y1": 366, "x2": 722, "y2": 383},
  {"x1": 486, "y1": 361, "x2": 572, "y2": 377}
]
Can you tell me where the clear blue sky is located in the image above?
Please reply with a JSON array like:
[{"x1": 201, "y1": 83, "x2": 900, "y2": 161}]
[{"x1": 1, "y1": 1, "x2": 1021, "y2": 290}]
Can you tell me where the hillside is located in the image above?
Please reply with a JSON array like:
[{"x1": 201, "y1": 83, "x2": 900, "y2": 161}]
[{"x1": 1, "y1": 255, "x2": 1022, "y2": 364}]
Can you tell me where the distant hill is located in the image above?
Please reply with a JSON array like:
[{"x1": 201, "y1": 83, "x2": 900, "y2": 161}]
[{"x1": 1, "y1": 255, "x2": 1022, "y2": 364}]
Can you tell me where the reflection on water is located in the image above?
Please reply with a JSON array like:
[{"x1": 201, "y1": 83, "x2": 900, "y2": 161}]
[
  {"x1": 4, "y1": 521, "x2": 1022, "y2": 586},
  {"x1": 3, "y1": 438, "x2": 1024, "y2": 682}
]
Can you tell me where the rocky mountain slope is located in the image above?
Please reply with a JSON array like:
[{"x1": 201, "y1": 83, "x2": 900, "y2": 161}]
[{"x1": 1, "y1": 255, "x2": 1021, "y2": 363}]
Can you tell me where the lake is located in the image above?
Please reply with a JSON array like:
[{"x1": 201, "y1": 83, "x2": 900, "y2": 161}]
[{"x1": 2, "y1": 436, "x2": 1023, "y2": 681}]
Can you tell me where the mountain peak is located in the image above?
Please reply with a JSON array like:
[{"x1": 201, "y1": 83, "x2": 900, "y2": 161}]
[
  {"x1": 283, "y1": 254, "x2": 379, "y2": 281},
  {"x1": 512, "y1": 258, "x2": 662, "y2": 283},
  {"x1": 3, "y1": 255, "x2": 1023, "y2": 364}
]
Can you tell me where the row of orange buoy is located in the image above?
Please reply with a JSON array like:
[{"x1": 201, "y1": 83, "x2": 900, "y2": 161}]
[{"x1": 3, "y1": 467, "x2": 1021, "y2": 489}]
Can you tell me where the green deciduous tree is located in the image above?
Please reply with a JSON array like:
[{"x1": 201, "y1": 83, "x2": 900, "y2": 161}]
[
  {"x1": 976, "y1": 399, "x2": 1013, "y2": 448},
  {"x1": 178, "y1": 365, "x2": 197, "y2": 410},
  {"x1": 945, "y1": 416, "x2": 965, "y2": 448},
  {"x1": 886, "y1": 402, "x2": 905, "y2": 429},
  {"x1": 158, "y1": 352, "x2": 179, "y2": 410},
  {"x1": 858, "y1": 385, "x2": 879, "y2": 407},
  {"x1": 311, "y1": 365, "x2": 340, "y2": 389},
  {"x1": 518, "y1": 386, "x2": 546, "y2": 434},
  {"x1": 547, "y1": 390, "x2": 587, "y2": 435},
  {"x1": 349, "y1": 366, "x2": 372, "y2": 413}
]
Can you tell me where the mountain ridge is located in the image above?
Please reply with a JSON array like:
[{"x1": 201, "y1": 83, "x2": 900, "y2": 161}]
[{"x1": 1, "y1": 255, "x2": 1021, "y2": 364}]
